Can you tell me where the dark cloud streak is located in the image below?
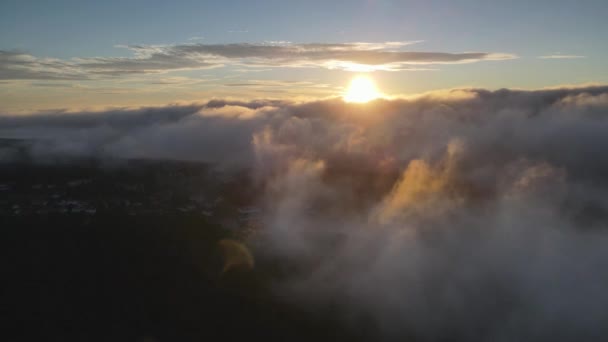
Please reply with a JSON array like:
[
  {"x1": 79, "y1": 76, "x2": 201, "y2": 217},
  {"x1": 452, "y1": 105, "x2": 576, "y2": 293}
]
[{"x1": 0, "y1": 42, "x2": 516, "y2": 80}]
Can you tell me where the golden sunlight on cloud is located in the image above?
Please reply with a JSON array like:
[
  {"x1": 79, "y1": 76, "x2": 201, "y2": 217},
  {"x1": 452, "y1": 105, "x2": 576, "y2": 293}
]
[{"x1": 343, "y1": 76, "x2": 383, "y2": 103}]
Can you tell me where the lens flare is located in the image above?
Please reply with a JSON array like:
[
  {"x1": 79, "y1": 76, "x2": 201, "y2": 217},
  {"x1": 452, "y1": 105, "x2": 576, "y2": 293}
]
[{"x1": 218, "y1": 239, "x2": 254, "y2": 274}]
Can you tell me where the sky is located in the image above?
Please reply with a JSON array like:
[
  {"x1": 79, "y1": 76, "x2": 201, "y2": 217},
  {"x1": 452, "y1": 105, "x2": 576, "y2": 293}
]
[{"x1": 1, "y1": 0, "x2": 607, "y2": 112}]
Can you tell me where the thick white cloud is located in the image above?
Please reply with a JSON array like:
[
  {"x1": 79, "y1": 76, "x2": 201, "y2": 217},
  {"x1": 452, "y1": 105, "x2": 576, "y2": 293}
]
[{"x1": 3, "y1": 85, "x2": 608, "y2": 340}]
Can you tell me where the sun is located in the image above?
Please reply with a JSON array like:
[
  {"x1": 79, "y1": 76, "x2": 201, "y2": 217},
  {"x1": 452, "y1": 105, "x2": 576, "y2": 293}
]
[{"x1": 343, "y1": 76, "x2": 382, "y2": 103}]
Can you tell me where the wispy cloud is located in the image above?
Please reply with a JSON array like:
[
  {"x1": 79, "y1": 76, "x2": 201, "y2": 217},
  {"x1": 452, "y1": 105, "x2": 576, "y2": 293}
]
[
  {"x1": 0, "y1": 42, "x2": 516, "y2": 80},
  {"x1": 538, "y1": 54, "x2": 586, "y2": 59},
  {"x1": 0, "y1": 51, "x2": 89, "y2": 80},
  {"x1": 223, "y1": 79, "x2": 333, "y2": 89}
]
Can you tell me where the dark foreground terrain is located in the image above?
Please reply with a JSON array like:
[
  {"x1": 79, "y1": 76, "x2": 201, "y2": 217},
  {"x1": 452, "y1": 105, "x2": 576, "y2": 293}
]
[{"x1": 0, "y1": 160, "x2": 364, "y2": 342}]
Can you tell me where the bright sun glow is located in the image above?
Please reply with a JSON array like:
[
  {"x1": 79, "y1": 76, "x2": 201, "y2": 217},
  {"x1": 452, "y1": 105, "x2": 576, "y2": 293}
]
[{"x1": 343, "y1": 76, "x2": 382, "y2": 103}]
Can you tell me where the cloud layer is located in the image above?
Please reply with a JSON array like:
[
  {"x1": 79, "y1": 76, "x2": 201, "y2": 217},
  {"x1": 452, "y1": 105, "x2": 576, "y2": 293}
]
[
  {"x1": 3, "y1": 85, "x2": 608, "y2": 340},
  {"x1": 0, "y1": 42, "x2": 516, "y2": 80}
]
